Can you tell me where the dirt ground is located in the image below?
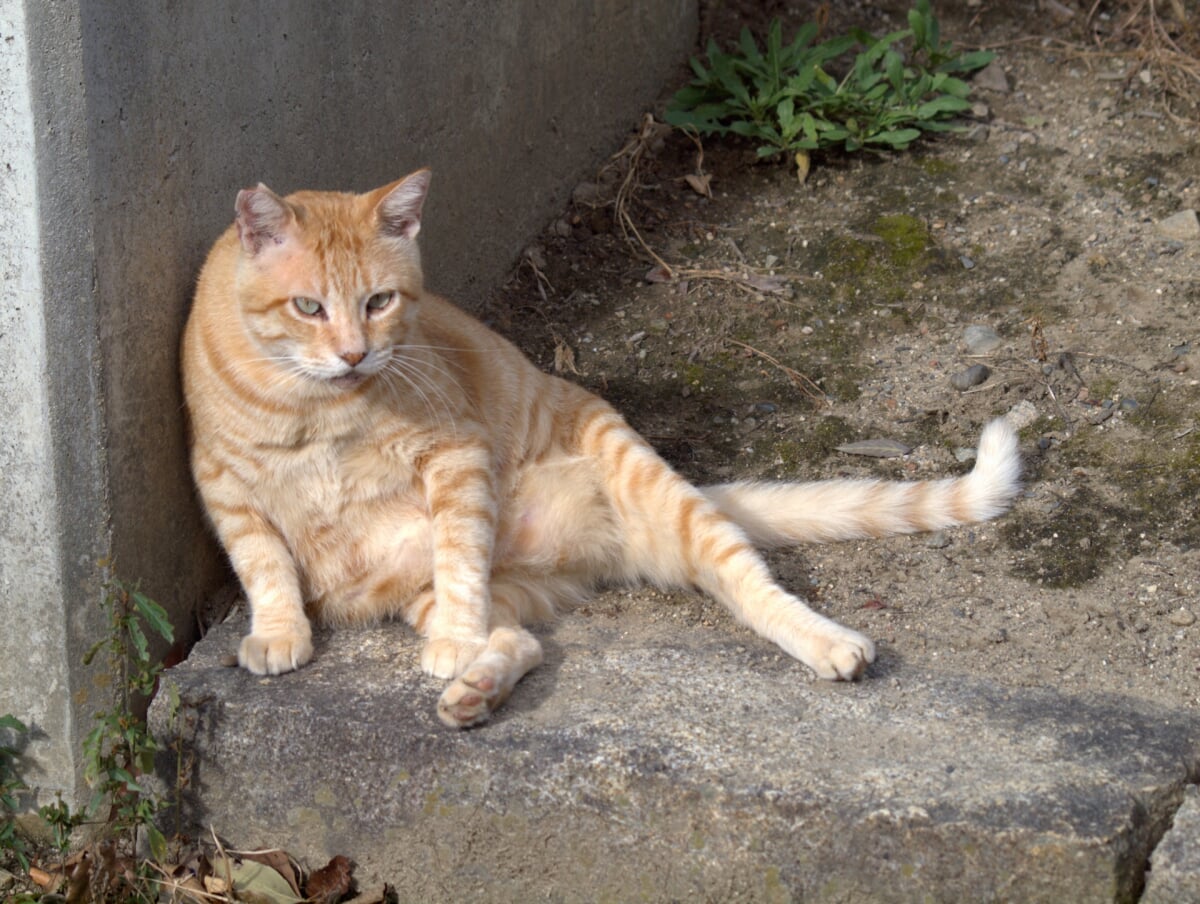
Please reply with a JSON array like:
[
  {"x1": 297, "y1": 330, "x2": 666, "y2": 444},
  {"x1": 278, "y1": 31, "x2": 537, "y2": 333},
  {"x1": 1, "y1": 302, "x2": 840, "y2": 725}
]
[{"x1": 479, "y1": 0, "x2": 1200, "y2": 712}]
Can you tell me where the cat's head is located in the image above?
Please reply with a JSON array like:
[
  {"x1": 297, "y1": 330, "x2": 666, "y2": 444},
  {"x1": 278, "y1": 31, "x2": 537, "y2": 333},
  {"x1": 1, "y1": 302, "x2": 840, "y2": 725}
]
[{"x1": 231, "y1": 169, "x2": 431, "y2": 393}]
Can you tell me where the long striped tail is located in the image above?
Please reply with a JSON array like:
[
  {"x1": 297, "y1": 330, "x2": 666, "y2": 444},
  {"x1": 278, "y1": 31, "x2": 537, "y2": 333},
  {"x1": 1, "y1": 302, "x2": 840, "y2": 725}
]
[{"x1": 701, "y1": 419, "x2": 1021, "y2": 546}]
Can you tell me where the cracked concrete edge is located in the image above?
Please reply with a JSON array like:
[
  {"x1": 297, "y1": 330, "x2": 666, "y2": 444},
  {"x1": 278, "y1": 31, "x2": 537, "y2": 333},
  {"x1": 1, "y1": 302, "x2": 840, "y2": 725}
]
[{"x1": 1140, "y1": 783, "x2": 1200, "y2": 903}]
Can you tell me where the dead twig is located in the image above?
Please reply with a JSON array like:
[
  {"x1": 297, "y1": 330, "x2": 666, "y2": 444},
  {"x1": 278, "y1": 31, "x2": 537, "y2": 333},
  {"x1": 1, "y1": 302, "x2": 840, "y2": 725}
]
[{"x1": 724, "y1": 338, "x2": 829, "y2": 405}]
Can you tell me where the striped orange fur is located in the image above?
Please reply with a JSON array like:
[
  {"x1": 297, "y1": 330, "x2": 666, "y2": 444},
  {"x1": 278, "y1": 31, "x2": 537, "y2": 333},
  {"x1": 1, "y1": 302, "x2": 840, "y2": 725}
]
[{"x1": 182, "y1": 170, "x2": 1021, "y2": 727}]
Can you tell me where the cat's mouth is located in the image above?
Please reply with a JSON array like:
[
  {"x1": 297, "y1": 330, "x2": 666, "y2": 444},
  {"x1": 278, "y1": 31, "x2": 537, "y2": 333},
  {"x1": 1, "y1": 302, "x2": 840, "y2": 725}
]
[{"x1": 330, "y1": 372, "x2": 368, "y2": 389}]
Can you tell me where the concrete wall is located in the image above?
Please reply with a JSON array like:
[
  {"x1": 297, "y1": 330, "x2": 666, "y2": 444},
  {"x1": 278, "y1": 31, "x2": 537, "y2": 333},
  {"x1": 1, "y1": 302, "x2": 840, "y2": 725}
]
[{"x1": 0, "y1": 0, "x2": 696, "y2": 806}]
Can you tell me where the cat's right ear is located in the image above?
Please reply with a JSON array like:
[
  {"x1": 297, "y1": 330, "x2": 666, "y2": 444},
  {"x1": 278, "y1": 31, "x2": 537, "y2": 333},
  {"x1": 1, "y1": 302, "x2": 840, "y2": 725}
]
[{"x1": 235, "y1": 184, "x2": 296, "y2": 255}]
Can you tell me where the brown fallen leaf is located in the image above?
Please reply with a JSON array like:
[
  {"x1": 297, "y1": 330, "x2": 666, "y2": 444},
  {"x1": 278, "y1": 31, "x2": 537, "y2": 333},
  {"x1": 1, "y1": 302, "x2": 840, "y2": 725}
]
[
  {"x1": 305, "y1": 854, "x2": 355, "y2": 904},
  {"x1": 644, "y1": 264, "x2": 673, "y2": 283},
  {"x1": 683, "y1": 172, "x2": 712, "y2": 198},
  {"x1": 552, "y1": 334, "x2": 582, "y2": 376},
  {"x1": 29, "y1": 866, "x2": 60, "y2": 891}
]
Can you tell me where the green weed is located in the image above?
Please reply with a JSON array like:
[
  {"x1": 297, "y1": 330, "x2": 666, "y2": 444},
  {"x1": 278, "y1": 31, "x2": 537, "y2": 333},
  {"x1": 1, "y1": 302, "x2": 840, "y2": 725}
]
[
  {"x1": 0, "y1": 577, "x2": 177, "y2": 900},
  {"x1": 1, "y1": 714, "x2": 31, "y2": 871},
  {"x1": 81, "y1": 577, "x2": 175, "y2": 864},
  {"x1": 665, "y1": 1, "x2": 993, "y2": 169}
]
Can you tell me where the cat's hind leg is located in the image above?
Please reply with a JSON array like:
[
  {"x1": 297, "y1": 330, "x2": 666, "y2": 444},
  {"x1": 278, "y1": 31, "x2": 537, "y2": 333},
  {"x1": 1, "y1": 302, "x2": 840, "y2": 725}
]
[{"x1": 576, "y1": 403, "x2": 874, "y2": 680}]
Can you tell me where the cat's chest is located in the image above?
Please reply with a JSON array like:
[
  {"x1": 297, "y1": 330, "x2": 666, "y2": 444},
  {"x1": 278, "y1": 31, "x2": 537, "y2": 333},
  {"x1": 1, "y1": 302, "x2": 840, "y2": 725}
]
[{"x1": 258, "y1": 431, "x2": 418, "y2": 518}]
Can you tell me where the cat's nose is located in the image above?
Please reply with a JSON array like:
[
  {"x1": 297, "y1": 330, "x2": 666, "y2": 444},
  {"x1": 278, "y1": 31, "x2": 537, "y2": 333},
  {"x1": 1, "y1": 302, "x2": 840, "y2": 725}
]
[{"x1": 340, "y1": 350, "x2": 367, "y2": 367}]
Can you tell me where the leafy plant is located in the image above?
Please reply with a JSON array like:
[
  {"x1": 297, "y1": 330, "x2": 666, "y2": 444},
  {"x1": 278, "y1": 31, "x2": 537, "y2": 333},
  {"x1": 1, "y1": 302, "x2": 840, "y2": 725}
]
[
  {"x1": 82, "y1": 577, "x2": 175, "y2": 864},
  {"x1": 37, "y1": 792, "x2": 79, "y2": 860},
  {"x1": 1, "y1": 714, "x2": 31, "y2": 871},
  {"x1": 665, "y1": 1, "x2": 995, "y2": 169}
]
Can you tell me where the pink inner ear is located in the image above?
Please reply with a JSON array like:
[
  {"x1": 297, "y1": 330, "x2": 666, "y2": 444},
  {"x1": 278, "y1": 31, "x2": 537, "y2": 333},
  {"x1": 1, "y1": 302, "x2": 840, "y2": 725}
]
[
  {"x1": 377, "y1": 170, "x2": 431, "y2": 240},
  {"x1": 236, "y1": 185, "x2": 293, "y2": 254}
]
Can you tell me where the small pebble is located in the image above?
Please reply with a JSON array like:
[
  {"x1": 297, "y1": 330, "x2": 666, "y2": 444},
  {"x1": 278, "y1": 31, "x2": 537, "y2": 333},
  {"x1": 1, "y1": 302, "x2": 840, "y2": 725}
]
[
  {"x1": 974, "y1": 62, "x2": 1011, "y2": 93},
  {"x1": 1156, "y1": 209, "x2": 1200, "y2": 241},
  {"x1": 1168, "y1": 608, "x2": 1196, "y2": 627},
  {"x1": 926, "y1": 531, "x2": 951, "y2": 549},
  {"x1": 953, "y1": 447, "x2": 977, "y2": 463},
  {"x1": 1005, "y1": 400, "x2": 1040, "y2": 430},
  {"x1": 950, "y1": 364, "x2": 991, "y2": 391},
  {"x1": 959, "y1": 255, "x2": 976, "y2": 270},
  {"x1": 964, "y1": 324, "x2": 1002, "y2": 354},
  {"x1": 1037, "y1": 437, "x2": 1052, "y2": 451},
  {"x1": 1119, "y1": 398, "x2": 1139, "y2": 412}
]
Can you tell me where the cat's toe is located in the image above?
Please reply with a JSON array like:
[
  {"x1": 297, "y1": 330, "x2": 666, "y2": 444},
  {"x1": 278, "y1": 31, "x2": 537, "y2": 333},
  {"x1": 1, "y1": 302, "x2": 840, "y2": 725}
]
[
  {"x1": 828, "y1": 634, "x2": 874, "y2": 680},
  {"x1": 421, "y1": 636, "x2": 485, "y2": 679},
  {"x1": 437, "y1": 668, "x2": 501, "y2": 728},
  {"x1": 804, "y1": 628, "x2": 875, "y2": 681},
  {"x1": 238, "y1": 628, "x2": 314, "y2": 675}
]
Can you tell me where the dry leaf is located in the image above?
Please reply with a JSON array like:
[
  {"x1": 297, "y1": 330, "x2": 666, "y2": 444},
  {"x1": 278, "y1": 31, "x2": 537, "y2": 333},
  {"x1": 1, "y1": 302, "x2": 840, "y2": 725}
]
[
  {"x1": 740, "y1": 273, "x2": 788, "y2": 295},
  {"x1": 684, "y1": 173, "x2": 712, "y2": 198},
  {"x1": 553, "y1": 335, "x2": 581, "y2": 375},
  {"x1": 835, "y1": 439, "x2": 913, "y2": 458},
  {"x1": 644, "y1": 264, "x2": 672, "y2": 283},
  {"x1": 29, "y1": 867, "x2": 60, "y2": 891},
  {"x1": 207, "y1": 854, "x2": 306, "y2": 904},
  {"x1": 795, "y1": 150, "x2": 811, "y2": 184},
  {"x1": 306, "y1": 854, "x2": 355, "y2": 904},
  {"x1": 237, "y1": 848, "x2": 303, "y2": 897}
]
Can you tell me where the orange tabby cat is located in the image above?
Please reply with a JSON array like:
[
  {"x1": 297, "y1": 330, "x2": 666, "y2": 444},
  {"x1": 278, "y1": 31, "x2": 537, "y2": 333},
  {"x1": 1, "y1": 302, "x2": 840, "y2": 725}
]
[{"x1": 182, "y1": 169, "x2": 1021, "y2": 728}]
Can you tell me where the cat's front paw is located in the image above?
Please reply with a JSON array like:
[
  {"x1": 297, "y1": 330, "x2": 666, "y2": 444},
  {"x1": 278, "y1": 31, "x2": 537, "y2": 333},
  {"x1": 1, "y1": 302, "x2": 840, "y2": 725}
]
[
  {"x1": 238, "y1": 625, "x2": 314, "y2": 675},
  {"x1": 420, "y1": 636, "x2": 485, "y2": 679}
]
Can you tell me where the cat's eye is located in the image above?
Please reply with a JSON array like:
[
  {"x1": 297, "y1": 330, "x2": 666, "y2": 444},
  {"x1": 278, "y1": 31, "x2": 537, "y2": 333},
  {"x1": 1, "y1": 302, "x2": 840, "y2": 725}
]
[
  {"x1": 366, "y1": 291, "x2": 395, "y2": 313},
  {"x1": 293, "y1": 297, "x2": 323, "y2": 317}
]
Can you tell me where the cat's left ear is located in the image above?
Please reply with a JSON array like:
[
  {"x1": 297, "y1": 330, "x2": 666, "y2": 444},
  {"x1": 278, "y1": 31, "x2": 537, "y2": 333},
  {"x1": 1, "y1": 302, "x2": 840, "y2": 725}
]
[{"x1": 372, "y1": 169, "x2": 431, "y2": 241}]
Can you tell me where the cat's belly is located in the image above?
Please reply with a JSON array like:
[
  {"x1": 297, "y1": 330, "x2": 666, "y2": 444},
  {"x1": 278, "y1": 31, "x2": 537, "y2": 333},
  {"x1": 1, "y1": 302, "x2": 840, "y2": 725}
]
[
  {"x1": 280, "y1": 453, "x2": 621, "y2": 623},
  {"x1": 296, "y1": 501, "x2": 436, "y2": 623}
]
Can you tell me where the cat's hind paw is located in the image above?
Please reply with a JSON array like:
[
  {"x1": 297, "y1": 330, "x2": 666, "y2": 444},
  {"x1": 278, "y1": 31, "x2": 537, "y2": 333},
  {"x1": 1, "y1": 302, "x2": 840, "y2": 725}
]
[
  {"x1": 238, "y1": 625, "x2": 314, "y2": 675},
  {"x1": 783, "y1": 618, "x2": 875, "y2": 681},
  {"x1": 420, "y1": 636, "x2": 486, "y2": 679},
  {"x1": 437, "y1": 665, "x2": 507, "y2": 728},
  {"x1": 806, "y1": 627, "x2": 875, "y2": 681}
]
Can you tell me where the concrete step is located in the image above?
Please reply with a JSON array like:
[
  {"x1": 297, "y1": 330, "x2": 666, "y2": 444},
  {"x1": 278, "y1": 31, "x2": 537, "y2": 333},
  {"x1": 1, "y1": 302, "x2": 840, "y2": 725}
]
[{"x1": 149, "y1": 596, "x2": 1199, "y2": 903}]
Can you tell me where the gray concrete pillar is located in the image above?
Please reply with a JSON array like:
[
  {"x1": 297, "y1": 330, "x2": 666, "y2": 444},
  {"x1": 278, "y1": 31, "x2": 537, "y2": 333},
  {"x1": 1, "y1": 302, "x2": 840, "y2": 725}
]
[{"x1": 0, "y1": 0, "x2": 696, "y2": 808}]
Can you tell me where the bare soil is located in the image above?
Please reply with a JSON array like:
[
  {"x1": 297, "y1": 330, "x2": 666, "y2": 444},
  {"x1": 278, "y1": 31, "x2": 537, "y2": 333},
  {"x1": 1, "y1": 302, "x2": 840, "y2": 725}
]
[{"x1": 479, "y1": 0, "x2": 1200, "y2": 712}]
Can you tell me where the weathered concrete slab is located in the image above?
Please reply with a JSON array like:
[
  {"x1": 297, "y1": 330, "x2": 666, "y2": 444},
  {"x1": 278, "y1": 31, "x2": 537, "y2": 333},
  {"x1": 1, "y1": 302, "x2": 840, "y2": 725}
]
[{"x1": 150, "y1": 601, "x2": 1199, "y2": 903}]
